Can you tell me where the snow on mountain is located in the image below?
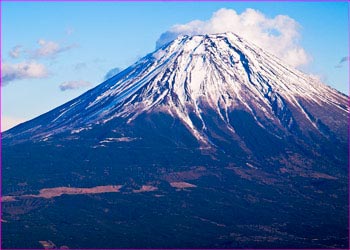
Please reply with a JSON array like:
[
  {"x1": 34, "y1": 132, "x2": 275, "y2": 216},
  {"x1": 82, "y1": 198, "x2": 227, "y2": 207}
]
[{"x1": 3, "y1": 32, "x2": 348, "y2": 145}]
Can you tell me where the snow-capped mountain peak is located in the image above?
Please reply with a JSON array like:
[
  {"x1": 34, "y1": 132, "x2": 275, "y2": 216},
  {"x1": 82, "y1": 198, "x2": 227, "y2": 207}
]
[{"x1": 4, "y1": 32, "x2": 348, "y2": 146}]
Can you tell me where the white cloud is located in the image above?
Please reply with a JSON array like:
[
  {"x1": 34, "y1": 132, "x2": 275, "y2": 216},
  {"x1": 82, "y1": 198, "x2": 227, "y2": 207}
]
[
  {"x1": 8, "y1": 39, "x2": 77, "y2": 60},
  {"x1": 104, "y1": 67, "x2": 121, "y2": 80},
  {"x1": 59, "y1": 80, "x2": 92, "y2": 91},
  {"x1": 32, "y1": 39, "x2": 77, "y2": 58},
  {"x1": 156, "y1": 8, "x2": 311, "y2": 68},
  {"x1": 1, "y1": 61, "x2": 49, "y2": 85},
  {"x1": 1, "y1": 116, "x2": 27, "y2": 132},
  {"x1": 9, "y1": 45, "x2": 23, "y2": 58}
]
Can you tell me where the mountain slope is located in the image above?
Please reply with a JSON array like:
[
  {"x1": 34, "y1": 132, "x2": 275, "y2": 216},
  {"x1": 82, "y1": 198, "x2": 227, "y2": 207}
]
[
  {"x1": 3, "y1": 33, "x2": 347, "y2": 145},
  {"x1": 2, "y1": 32, "x2": 348, "y2": 248}
]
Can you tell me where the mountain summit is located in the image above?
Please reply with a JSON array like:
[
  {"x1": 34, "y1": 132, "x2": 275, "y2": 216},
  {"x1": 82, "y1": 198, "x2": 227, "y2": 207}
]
[
  {"x1": 4, "y1": 33, "x2": 347, "y2": 145},
  {"x1": 2, "y1": 33, "x2": 348, "y2": 248}
]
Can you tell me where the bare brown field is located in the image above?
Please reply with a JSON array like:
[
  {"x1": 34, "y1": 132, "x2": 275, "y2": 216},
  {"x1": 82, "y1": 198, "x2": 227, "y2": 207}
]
[{"x1": 169, "y1": 181, "x2": 197, "y2": 188}]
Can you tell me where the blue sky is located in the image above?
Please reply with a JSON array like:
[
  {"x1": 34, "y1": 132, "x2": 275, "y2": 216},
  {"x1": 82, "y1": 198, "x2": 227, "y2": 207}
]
[{"x1": 2, "y1": 1, "x2": 349, "y2": 131}]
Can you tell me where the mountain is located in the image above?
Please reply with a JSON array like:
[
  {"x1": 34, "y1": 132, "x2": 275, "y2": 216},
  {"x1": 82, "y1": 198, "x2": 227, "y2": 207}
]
[{"x1": 2, "y1": 33, "x2": 348, "y2": 249}]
